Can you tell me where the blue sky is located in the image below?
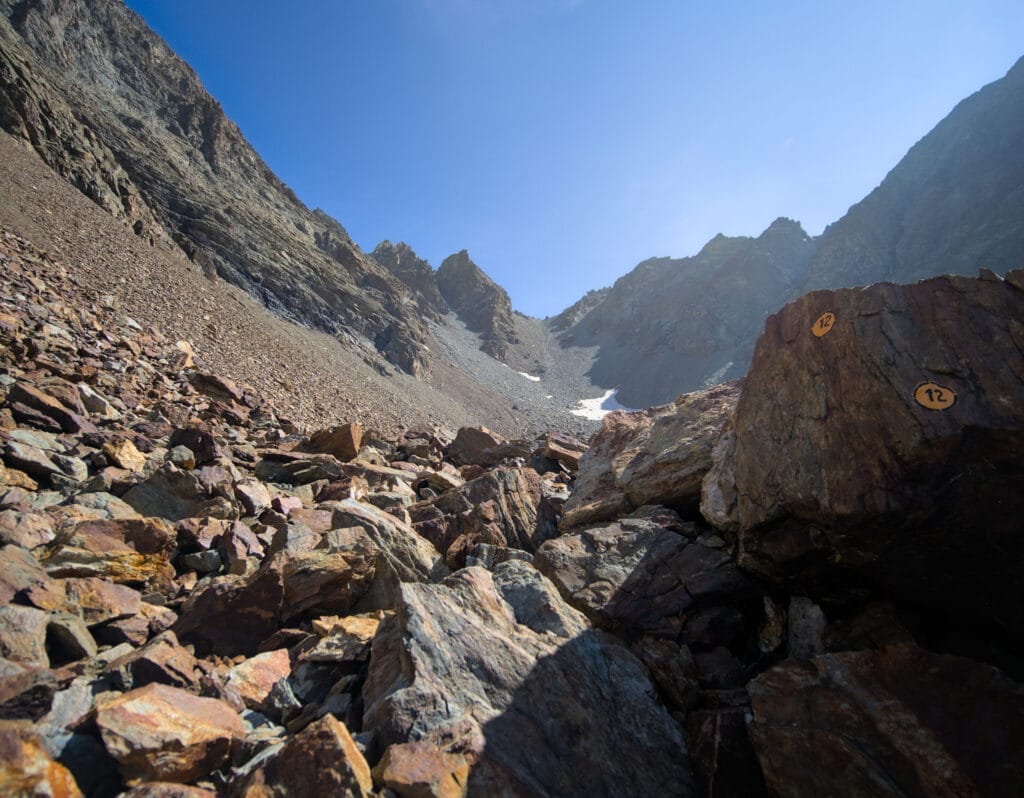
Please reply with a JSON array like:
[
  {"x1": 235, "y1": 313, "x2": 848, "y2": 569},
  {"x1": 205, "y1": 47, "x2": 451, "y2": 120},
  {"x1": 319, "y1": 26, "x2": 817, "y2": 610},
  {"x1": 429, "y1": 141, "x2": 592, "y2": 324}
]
[{"x1": 125, "y1": 0, "x2": 1024, "y2": 317}]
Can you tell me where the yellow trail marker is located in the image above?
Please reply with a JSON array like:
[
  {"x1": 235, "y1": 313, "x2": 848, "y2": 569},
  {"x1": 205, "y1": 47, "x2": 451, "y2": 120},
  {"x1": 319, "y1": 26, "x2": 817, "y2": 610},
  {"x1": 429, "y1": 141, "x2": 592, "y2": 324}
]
[
  {"x1": 914, "y1": 381, "x2": 957, "y2": 410},
  {"x1": 812, "y1": 311, "x2": 836, "y2": 337}
]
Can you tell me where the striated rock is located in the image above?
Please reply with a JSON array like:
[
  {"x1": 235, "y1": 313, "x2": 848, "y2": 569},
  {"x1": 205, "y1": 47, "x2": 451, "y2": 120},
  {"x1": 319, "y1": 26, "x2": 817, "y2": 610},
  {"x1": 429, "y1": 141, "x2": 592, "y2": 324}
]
[
  {"x1": 363, "y1": 565, "x2": 695, "y2": 796},
  {"x1": 562, "y1": 381, "x2": 740, "y2": 529},
  {"x1": 703, "y1": 273, "x2": 1024, "y2": 645},
  {"x1": 41, "y1": 519, "x2": 175, "y2": 591},
  {"x1": 410, "y1": 467, "x2": 556, "y2": 562},
  {"x1": 7, "y1": 381, "x2": 94, "y2": 434},
  {"x1": 534, "y1": 519, "x2": 750, "y2": 637},
  {"x1": 748, "y1": 645, "x2": 1024, "y2": 797},
  {"x1": 0, "y1": 721, "x2": 83, "y2": 798},
  {"x1": 301, "y1": 423, "x2": 363, "y2": 463},
  {"x1": 373, "y1": 741, "x2": 469, "y2": 798},
  {"x1": 535, "y1": 431, "x2": 587, "y2": 473},
  {"x1": 371, "y1": 241, "x2": 449, "y2": 320},
  {"x1": 231, "y1": 714, "x2": 372, "y2": 797}
]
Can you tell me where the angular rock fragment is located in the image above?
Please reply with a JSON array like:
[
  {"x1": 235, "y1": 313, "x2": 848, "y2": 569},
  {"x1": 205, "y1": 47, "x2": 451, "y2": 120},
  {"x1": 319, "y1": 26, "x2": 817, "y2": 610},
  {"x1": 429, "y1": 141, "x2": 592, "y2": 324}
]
[
  {"x1": 0, "y1": 721, "x2": 83, "y2": 797},
  {"x1": 95, "y1": 683, "x2": 244, "y2": 783},
  {"x1": 373, "y1": 741, "x2": 469, "y2": 798}
]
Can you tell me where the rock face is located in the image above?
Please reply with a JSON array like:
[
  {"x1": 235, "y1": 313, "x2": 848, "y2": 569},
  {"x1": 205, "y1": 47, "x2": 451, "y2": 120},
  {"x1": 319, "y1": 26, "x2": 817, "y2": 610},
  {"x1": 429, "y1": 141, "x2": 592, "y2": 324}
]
[
  {"x1": 363, "y1": 564, "x2": 696, "y2": 796},
  {"x1": 748, "y1": 645, "x2": 1024, "y2": 798},
  {"x1": 0, "y1": 0, "x2": 428, "y2": 374},
  {"x1": 371, "y1": 241, "x2": 448, "y2": 319},
  {"x1": 436, "y1": 251, "x2": 519, "y2": 361},
  {"x1": 702, "y1": 271, "x2": 1024, "y2": 649},
  {"x1": 561, "y1": 381, "x2": 740, "y2": 528},
  {"x1": 805, "y1": 56, "x2": 1024, "y2": 290},
  {"x1": 557, "y1": 218, "x2": 816, "y2": 406}
]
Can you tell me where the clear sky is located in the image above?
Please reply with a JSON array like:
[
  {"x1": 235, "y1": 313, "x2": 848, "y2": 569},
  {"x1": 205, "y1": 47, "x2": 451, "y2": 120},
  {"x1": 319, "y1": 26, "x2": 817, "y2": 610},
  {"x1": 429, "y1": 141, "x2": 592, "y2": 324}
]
[{"x1": 124, "y1": 0, "x2": 1024, "y2": 318}]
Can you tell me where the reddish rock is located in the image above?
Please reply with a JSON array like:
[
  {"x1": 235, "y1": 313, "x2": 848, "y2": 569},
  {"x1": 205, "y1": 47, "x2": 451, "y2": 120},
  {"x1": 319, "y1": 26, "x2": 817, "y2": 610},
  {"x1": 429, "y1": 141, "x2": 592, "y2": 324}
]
[
  {"x1": 0, "y1": 509, "x2": 55, "y2": 549},
  {"x1": 446, "y1": 426, "x2": 505, "y2": 467},
  {"x1": 122, "y1": 784, "x2": 216, "y2": 798},
  {"x1": 0, "y1": 544, "x2": 67, "y2": 609},
  {"x1": 0, "y1": 721, "x2": 83, "y2": 797},
  {"x1": 373, "y1": 741, "x2": 469, "y2": 798},
  {"x1": 95, "y1": 683, "x2": 244, "y2": 783},
  {"x1": 188, "y1": 372, "x2": 244, "y2": 404},
  {"x1": 222, "y1": 649, "x2": 291, "y2": 711},
  {"x1": 7, "y1": 381, "x2": 95, "y2": 434},
  {"x1": 106, "y1": 630, "x2": 199, "y2": 690},
  {"x1": 232, "y1": 714, "x2": 373, "y2": 796},
  {"x1": 302, "y1": 423, "x2": 363, "y2": 462}
]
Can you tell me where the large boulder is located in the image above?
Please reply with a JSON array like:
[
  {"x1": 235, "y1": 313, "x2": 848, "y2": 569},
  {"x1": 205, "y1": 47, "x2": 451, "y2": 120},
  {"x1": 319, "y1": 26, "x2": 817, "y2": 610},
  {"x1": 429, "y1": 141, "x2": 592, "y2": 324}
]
[
  {"x1": 747, "y1": 644, "x2": 1024, "y2": 797},
  {"x1": 534, "y1": 518, "x2": 753, "y2": 639},
  {"x1": 362, "y1": 563, "x2": 696, "y2": 796},
  {"x1": 562, "y1": 382, "x2": 740, "y2": 529},
  {"x1": 702, "y1": 272, "x2": 1024, "y2": 643}
]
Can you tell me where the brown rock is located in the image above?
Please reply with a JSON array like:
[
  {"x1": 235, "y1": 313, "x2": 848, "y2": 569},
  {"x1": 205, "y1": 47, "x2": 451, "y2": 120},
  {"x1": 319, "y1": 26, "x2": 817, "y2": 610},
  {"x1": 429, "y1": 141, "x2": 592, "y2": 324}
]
[
  {"x1": 302, "y1": 423, "x2": 363, "y2": 462},
  {"x1": 0, "y1": 544, "x2": 67, "y2": 609},
  {"x1": 0, "y1": 605, "x2": 50, "y2": 668},
  {"x1": 561, "y1": 381, "x2": 739, "y2": 529},
  {"x1": 102, "y1": 438, "x2": 147, "y2": 472},
  {"x1": 232, "y1": 714, "x2": 372, "y2": 797},
  {"x1": 123, "y1": 784, "x2": 215, "y2": 798},
  {"x1": 748, "y1": 644, "x2": 1024, "y2": 797},
  {"x1": 62, "y1": 577, "x2": 142, "y2": 625},
  {"x1": 445, "y1": 426, "x2": 505, "y2": 467},
  {"x1": 223, "y1": 649, "x2": 291, "y2": 711},
  {"x1": 373, "y1": 741, "x2": 469, "y2": 798},
  {"x1": 702, "y1": 274, "x2": 1024, "y2": 647},
  {"x1": 106, "y1": 630, "x2": 198, "y2": 690},
  {"x1": 0, "y1": 721, "x2": 83, "y2": 797},
  {"x1": 7, "y1": 381, "x2": 94, "y2": 434},
  {"x1": 0, "y1": 462, "x2": 37, "y2": 490},
  {"x1": 189, "y1": 372, "x2": 243, "y2": 404},
  {"x1": 537, "y1": 431, "x2": 587, "y2": 473},
  {"x1": 95, "y1": 683, "x2": 244, "y2": 783},
  {"x1": 0, "y1": 509, "x2": 55, "y2": 549}
]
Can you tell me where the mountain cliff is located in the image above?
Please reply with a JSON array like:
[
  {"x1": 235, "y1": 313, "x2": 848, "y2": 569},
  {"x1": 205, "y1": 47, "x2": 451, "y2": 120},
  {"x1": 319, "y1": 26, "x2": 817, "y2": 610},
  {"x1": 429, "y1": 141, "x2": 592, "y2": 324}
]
[
  {"x1": 436, "y1": 250, "x2": 520, "y2": 361},
  {"x1": 0, "y1": 0, "x2": 429, "y2": 375},
  {"x1": 558, "y1": 218, "x2": 817, "y2": 407},
  {"x1": 805, "y1": 55, "x2": 1024, "y2": 288}
]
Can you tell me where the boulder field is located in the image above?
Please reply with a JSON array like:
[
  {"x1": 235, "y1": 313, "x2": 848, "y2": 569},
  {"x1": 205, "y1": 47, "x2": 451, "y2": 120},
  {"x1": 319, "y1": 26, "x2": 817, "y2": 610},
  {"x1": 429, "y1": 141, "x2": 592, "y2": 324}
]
[{"x1": 2, "y1": 230, "x2": 1023, "y2": 796}]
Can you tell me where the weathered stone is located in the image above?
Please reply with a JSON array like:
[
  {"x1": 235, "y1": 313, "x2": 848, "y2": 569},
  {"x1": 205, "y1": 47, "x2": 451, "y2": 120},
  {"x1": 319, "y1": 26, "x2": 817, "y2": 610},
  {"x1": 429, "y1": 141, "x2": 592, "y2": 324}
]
[
  {"x1": 168, "y1": 427, "x2": 219, "y2": 466},
  {"x1": 76, "y1": 382, "x2": 120, "y2": 419},
  {"x1": 44, "y1": 612, "x2": 97, "y2": 665},
  {"x1": 0, "y1": 605, "x2": 49, "y2": 668},
  {"x1": 279, "y1": 532, "x2": 380, "y2": 620},
  {"x1": 445, "y1": 426, "x2": 505, "y2": 467},
  {"x1": 534, "y1": 519, "x2": 751, "y2": 636},
  {"x1": 2, "y1": 440, "x2": 64, "y2": 483},
  {"x1": 230, "y1": 713, "x2": 372, "y2": 796},
  {"x1": 0, "y1": 509, "x2": 55, "y2": 549},
  {"x1": 95, "y1": 683, "x2": 244, "y2": 783},
  {"x1": 223, "y1": 649, "x2": 291, "y2": 712},
  {"x1": 7, "y1": 381, "x2": 94, "y2": 434},
  {"x1": 536, "y1": 431, "x2": 587, "y2": 473},
  {"x1": 748, "y1": 645, "x2": 1024, "y2": 797},
  {"x1": 703, "y1": 275, "x2": 1024, "y2": 648},
  {"x1": 301, "y1": 423, "x2": 362, "y2": 463},
  {"x1": 562, "y1": 381, "x2": 740, "y2": 529},
  {"x1": 106, "y1": 630, "x2": 198, "y2": 690},
  {"x1": 102, "y1": 438, "x2": 147, "y2": 472},
  {"x1": 122, "y1": 464, "x2": 230, "y2": 522},
  {"x1": 373, "y1": 741, "x2": 469, "y2": 798},
  {"x1": 123, "y1": 783, "x2": 216, "y2": 797},
  {"x1": 234, "y1": 479, "x2": 271, "y2": 517},
  {"x1": 189, "y1": 372, "x2": 243, "y2": 404},
  {"x1": 363, "y1": 566, "x2": 695, "y2": 796},
  {"x1": 410, "y1": 467, "x2": 556, "y2": 565},
  {"x1": 327, "y1": 499, "x2": 448, "y2": 584},
  {"x1": 167, "y1": 445, "x2": 196, "y2": 469},
  {"x1": 0, "y1": 721, "x2": 83, "y2": 797},
  {"x1": 302, "y1": 614, "x2": 381, "y2": 665},
  {"x1": 0, "y1": 544, "x2": 67, "y2": 609},
  {"x1": 632, "y1": 637, "x2": 699, "y2": 712},
  {"x1": 0, "y1": 462, "x2": 38, "y2": 491}
]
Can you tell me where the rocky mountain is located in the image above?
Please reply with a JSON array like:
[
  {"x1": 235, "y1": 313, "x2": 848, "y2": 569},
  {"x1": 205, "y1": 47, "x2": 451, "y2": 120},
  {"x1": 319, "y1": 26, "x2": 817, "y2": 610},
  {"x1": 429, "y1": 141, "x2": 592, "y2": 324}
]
[
  {"x1": 557, "y1": 218, "x2": 817, "y2": 407},
  {"x1": 0, "y1": 0, "x2": 430, "y2": 375},
  {"x1": 2, "y1": 221, "x2": 1022, "y2": 796},
  {"x1": 805, "y1": 55, "x2": 1024, "y2": 288},
  {"x1": 435, "y1": 250, "x2": 520, "y2": 361},
  {"x1": 370, "y1": 241, "x2": 448, "y2": 320}
]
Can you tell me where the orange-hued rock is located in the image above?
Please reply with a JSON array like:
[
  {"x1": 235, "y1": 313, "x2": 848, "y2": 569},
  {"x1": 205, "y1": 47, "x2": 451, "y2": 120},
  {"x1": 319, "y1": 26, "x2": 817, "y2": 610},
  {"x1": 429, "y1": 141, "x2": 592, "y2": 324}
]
[
  {"x1": 102, "y1": 438, "x2": 148, "y2": 472},
  {"x1": 373, "y1": 742, "x2": 469, "y2": 798},
  {"x1": 233, "y1": 714, "x2": 373, "y2": 796},
  {"x1": 0, "y1": 722, "x2": 83, "y2": 798},
  {"x1": 223, "y1": 648, "x2": 292, "y2": 711},
  {"x1": 95, "y1": 683, "x2": 244, "y2": 783},
  {"x1": 302, "y1": 423, "x2": 363, "y2": 462}
]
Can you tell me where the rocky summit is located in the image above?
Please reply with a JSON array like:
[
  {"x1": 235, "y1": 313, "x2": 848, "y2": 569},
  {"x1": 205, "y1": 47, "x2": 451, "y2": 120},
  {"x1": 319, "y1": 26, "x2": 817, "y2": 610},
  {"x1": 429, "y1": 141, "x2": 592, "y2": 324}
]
[{"x1": 1, "y1": 1, "x2": 1023, "y2": 796}]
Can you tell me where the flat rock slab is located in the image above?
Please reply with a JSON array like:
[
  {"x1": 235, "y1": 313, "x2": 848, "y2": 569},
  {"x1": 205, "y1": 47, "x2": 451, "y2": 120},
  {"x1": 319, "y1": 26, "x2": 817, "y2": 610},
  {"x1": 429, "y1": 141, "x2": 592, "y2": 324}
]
[
  {"x1": 748, "y1": 644, "x2": 1024, "y2": 798},
  {"x1": 95, "y1": 682, "x2": 244, "y2": 783},
  {"x1": 363, "y1": 564, "x2": 696, "y2": 796}
]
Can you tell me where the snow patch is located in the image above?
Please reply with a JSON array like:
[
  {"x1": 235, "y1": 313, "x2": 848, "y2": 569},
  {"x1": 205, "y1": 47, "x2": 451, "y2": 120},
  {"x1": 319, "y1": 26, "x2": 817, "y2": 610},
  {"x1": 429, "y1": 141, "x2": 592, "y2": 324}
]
[
  {"x1": 517, "y1": 371, "x2": 541, "y2": 382},
  {"x1": 571, "y1": 388, "x2": 634, "y2": 420}
]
